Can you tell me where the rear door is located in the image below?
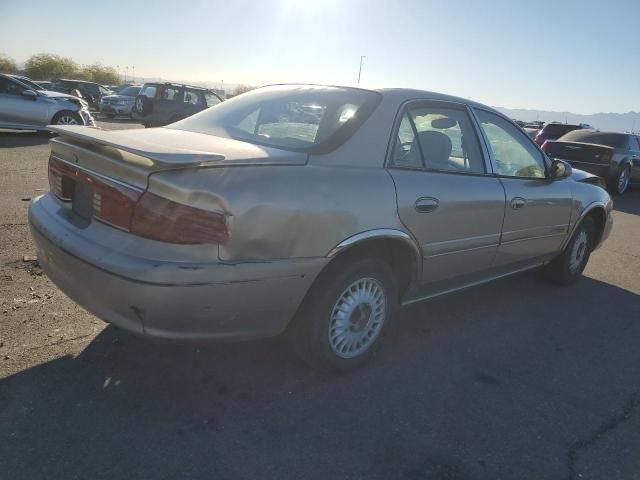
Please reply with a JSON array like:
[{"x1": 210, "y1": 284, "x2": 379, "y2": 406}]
[
  {"x1": 182, "y1": 88, "x2": 207, "y2": 117},
  {"x1": 155, "y1": 85, "x2": 182, "y2": 124},
  {"x1": 473, "y1": 109, "x2": 572, "y2": 271},
  {"x1": 387, "y1": 101, "x2": 506, "y2": 294}
]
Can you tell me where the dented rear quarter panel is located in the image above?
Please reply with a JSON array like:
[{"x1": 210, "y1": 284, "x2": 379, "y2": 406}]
[{"x1": 148, "y1": 163, "x2": 406, "y2": 261}]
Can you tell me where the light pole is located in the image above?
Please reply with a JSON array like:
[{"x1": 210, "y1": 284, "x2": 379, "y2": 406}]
[
  {"x1": 132, "y1": 66, "x2": 135, "y2": 82},
  {"x1": 357, "y1": 55, "x2": 366, "y2": 84}
]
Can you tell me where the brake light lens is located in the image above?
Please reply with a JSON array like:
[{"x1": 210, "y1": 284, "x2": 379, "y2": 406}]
[
  {"x1": 541, "y1": 140, "x2": 549, "y2": 151},
  {"x1": 603, "y1": 149, "x2": 614, "y2": 164},
  {"x1": 91, "y1": 177, "x2": 142, "y2": 231},
  {"x1": 48, "y1": 157, "x2": 75, "y2": 200},
  {"x1": 130, "y1": 191, "x2": 229, "y2": 244}
]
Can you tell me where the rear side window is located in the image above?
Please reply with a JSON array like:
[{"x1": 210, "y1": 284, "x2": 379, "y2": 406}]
[
  {"x1": 184, "y1": 89, "x2": 205, "y2": 106},
  {"x1": 390, "y1": 105, "x2": 485, "y2": 174},
  {"x1": 140, "y1": 85, "x2": 157, "y2": 98},
  {"x1": 162, "y1": 87, "x2": 181, "y2": 101},
  {"x1": 559, "y1": 130, "x2": 629, "y2": 149}
]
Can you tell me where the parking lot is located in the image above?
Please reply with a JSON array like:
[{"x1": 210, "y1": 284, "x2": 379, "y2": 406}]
[{"x1": 1, "y1": 119, "x2": 639, "y2": 479}]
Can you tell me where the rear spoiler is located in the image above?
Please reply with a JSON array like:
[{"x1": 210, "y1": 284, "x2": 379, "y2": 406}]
[{"x1": 48, "y1": 125, "x2": 226, "y2": 168}]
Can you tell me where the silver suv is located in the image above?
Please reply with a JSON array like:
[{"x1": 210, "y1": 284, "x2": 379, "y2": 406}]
[{"x1": 0, "y1": 74, "x2": 95, "y2": 130}]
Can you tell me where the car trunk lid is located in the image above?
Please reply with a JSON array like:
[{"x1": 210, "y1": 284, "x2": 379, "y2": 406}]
[{"x1": 542, "y1": 140, "x2": 614, "y2": 165}]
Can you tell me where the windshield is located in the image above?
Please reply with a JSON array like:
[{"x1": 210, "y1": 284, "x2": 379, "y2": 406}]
[
  {"x1": 117, "y1": 86, "x2": 141, "y2": 96},
  {"x1": 559, "y1": 130, "x2": 629, "y2": 148},
  {"x1": 12, "y1": 76, "x2": 43, "y2": 91},
  {"x1": 169, "y1": 85, "x2": 381, "y2": 151}
]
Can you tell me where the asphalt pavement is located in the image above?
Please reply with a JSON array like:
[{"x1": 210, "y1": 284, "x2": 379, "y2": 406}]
[{"x1": 1, "y1": 120, "x2": 639, "y2": 480}]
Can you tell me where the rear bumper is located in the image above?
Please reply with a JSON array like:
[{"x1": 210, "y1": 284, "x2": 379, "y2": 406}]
[
  {"x1": 28, "y1": 194, "x2": 326, "y2": 341},
  {"x1": 566, "y1": 161, "x2": 615, "y2": 181}
]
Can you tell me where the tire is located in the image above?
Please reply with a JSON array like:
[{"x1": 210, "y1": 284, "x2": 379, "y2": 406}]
[
  {"x1": 51, "y1": 111, "x2": 83, "y2": 126},
  {"x1": 288, "y1": 258, "x2": 398, "y2": 372},
  {"x1": 134, "y1": 96, "x2": 152, "y2": 115},
  {"x1": 545, "y1": 217, "x2": 595, "y2": 286},
  {"x1": 609, "y1": 165, "x2": 630, "y2": 196},
  {"x1": 142, "y1": 122, "x2": 152, "y2": 128}
]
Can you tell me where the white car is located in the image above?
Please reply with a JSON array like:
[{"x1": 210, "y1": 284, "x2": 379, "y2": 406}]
[{"x1": 0, "y1": 74, "x2": 95, "y2": 130}]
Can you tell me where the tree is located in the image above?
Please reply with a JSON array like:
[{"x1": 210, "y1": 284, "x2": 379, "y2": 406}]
[
  {"x1": 0, "y1": 53, "x2": 18, "y2": 74},
  {"x1": 80, "y1": 63, "x2": 120, "y2": 85},
  {"x1": 24, "y1": 53, "x2": 79, "y2": 80},
  {"x1": 233, "y1": 84, "x2": 257, "y2": 97}
]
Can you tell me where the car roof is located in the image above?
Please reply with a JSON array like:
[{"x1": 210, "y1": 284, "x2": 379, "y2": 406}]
[
  {"x1": 143, "y1": 82, "x2": 210, "y2": 91},
  {"x1": 56, "y1": 79, "x2": 99, "y2": 85},
  {"x1": 260, "y1": 83, "x2": 505, "y2": 116}
]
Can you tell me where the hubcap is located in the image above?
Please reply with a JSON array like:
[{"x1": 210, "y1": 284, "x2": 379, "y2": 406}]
[
  {"x1": 569, "y1": 229, "x2": 589, "y2": 273},
  {"x1": 57, "y1": 115, "x2": 77, "y2": 125},
  {"x1": 328, "y1": 277, "x2": 386, "y2": 359},
  {"x1": 618, "y1": 168, "x2": 629, "y2": 193},
  {"x1": 136, "y1": 98, "x2": 144, "y2": 112}
]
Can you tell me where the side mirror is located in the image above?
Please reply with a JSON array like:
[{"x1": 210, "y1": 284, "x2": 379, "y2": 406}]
[
  {"x1": 549, "y1": 158, "x2": 572, "y2": 179},
  {"x1": 21, "y1": 89, "x2": 38, "y2": 100}
]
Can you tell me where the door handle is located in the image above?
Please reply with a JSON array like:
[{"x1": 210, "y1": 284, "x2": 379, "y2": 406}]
[
  {"x1": 510, "y1": 197, "x2": 526, "y2": 210},
  {"x1": 415, "y1": 197, "x2": 439, "y2": 213}
]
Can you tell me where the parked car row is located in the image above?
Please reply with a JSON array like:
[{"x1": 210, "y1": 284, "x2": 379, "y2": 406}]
[{"x1": 29, "y1": 84, "x2": 614, "y2": 371}]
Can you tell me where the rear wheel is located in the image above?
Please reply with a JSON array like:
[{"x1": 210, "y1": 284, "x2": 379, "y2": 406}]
[
  {"x1": 51, "y1": 111, "x2": 82, "y2": 126},
  {"x1": 288, "y1": 258, "x2": 397, "y2": 372},
  {"x1": 610, "y1": 165, "x2": 630, "y2": 196},
  {"x1": 545, "y1": 217, "x2": 594, "y2": 286}
]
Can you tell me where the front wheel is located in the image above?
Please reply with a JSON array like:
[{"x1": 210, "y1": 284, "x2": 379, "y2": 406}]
[
  {"x1": 545, "y1": 217, "x2": 594, "y2": 286},
  {"x1": 51, "y1": 111, "x2": 82, "y2": 126},
  {"x1": 288, "y1": 258, "x2": 397, "y2": 372}
]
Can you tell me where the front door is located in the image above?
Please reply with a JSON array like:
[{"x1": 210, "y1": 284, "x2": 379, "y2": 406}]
[
  {"x1": 387, "y1": 101, "x2": 506, "y2": 295},
  {"x1": 473, "y1": 109, "x2": 572, "y2": 271},
  {"x1": 0, "y1": 77, "x2": 47, "y2": 127}
]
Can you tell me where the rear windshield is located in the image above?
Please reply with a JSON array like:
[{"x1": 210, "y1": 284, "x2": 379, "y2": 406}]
[
  {"x1": 168, "y1": 85, "x2": 382, "y2": 152},
  {"x1": 542, "y1": 124, "x2": 581, "y2": 136},
  {"x1": 559, "y1": 130, "x2": 629, "y2": 148}
]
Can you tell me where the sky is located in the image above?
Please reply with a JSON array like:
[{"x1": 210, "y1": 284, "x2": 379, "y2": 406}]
[{"x1": 1, "y1": 0, "x2": 638, "y2": 114}]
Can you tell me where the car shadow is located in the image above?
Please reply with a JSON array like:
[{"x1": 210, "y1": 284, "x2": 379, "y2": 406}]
[
  {"x1": 0, "y1": 130, "x2": 52, "y2": 148},
  {"x1": 613, "y1": 187, "x2": 640, "y2": 215},
  {"x1": 1, "y1": 273, "x2": 639, "y2": 479}
]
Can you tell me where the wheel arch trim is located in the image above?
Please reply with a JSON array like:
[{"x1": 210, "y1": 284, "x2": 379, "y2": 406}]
[
  {"x1": 561, "y1": 201, "x2": 608, "y2": 251},
  {"x1": 326, "y1": 228, "x2": 422, "y2": 260}
]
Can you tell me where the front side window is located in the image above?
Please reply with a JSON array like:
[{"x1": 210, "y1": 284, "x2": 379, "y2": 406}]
[
  {"x1": 205, "y1": 92, "x2": 221, "y2": 108},
  {"x1": 475, "y1": 109, "x2": 546, "y2": 178},
  {"x1": 390, "y1": 105, "x2": 485, "y2": 174},
  {"x1": 0, "y1": 78, "x2": 24, "y2": 95},
  {"x1": 169, "y1": 85, "x2": 381, "y2": 151},
  {"x1": 162, "y1": 87, "x2": 180, "y2": 101}
]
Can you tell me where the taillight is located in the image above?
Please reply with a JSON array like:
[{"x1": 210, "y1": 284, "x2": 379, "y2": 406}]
[
  {"x1": 130, "y1": 191, "x2": 228, "y2": 244},
  {"x1": 541, "y1": 140, "x2": 549, "y2": 151},
  {"x1": 534, "y1": 134, "x2": 543, "y2": 146},
  {"x1": 47, "y1": 156, "x2": 227, "y2": 244},
  {"x1": 48, "y1": 157, "x2": 75, "y2": 200},
  {"x1": 91, "y1": 177, "x2": 142, "y2": 231}
]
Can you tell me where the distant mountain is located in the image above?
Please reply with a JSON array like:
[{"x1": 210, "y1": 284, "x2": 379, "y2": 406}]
[{"x1": 494, "y1": 106, "x2": 640, "y2": 134}]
